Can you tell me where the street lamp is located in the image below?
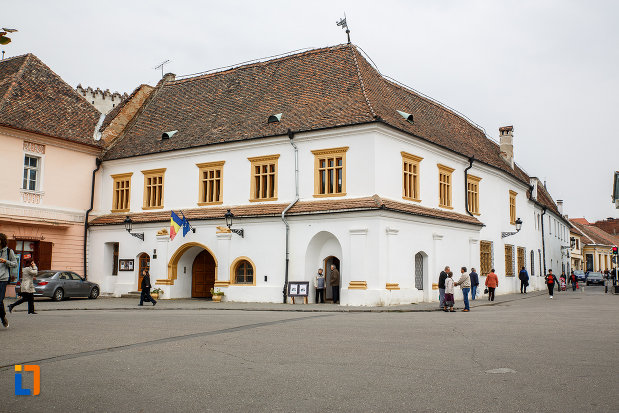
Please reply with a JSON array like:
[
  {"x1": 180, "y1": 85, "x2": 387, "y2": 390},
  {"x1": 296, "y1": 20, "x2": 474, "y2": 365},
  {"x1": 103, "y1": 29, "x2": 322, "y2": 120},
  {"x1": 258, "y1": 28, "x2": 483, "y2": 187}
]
[
  {"x1": 123, "y1": 216, "x2": 144, "y2": 241},
  {"x1": 501, "y1": 217, "x2": 523, "y2": 238},
  {"x1": 224, "y1": 209, "x2": 244, "y2": 238}
]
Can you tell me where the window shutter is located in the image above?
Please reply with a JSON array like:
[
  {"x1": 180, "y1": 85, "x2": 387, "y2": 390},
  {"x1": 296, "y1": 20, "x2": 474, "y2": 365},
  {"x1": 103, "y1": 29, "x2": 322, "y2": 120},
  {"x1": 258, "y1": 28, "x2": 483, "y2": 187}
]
[{"x1": 38, "y1": 241, "x2": 53, "y2": 270}]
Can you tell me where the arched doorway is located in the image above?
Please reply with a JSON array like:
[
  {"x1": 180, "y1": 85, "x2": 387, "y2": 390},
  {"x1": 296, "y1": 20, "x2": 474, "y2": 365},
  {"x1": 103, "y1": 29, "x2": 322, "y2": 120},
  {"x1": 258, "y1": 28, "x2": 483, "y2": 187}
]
[
  {"x1": 323, "y1": 256, "x2": 341, "y2": 302},
  {"x1": 192, "y1": 250, "x2": 216, "y2": 298},
  {"x1": 137, "y1": 253, "x2": 150, "y2": 291}
]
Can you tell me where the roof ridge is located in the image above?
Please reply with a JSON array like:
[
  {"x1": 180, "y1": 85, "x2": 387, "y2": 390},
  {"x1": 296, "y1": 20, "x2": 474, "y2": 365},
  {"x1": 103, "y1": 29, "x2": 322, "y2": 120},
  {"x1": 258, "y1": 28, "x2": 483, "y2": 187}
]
[
  {"x1": 172, "y1": 44, "x2": 351, "y2": 86},
  {"x1": 348, "y1": 45, "x2": 376, "y2": 119},
  {"x1": 0, "y1": 53, "x2": 31, "y2": 115}
]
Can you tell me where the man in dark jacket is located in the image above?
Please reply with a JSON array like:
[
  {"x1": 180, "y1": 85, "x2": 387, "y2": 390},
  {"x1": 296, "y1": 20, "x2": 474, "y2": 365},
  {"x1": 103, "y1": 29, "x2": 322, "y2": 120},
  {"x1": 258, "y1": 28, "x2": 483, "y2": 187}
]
[
  {"x1": 438, "y1": 266, "x2": 449, "y2": 308},
  {"x1": 330, "y1": 265, "x2": 340, "y2": 304},
  {"x1": 139, "y1": 270, "x2": 157, "y2": 306},
  {"x1": 519, "y1": 266, "x2": 529, "y2": 294},
  {"x1": 469, "y1": 268, "x2": 479, "y2": 300}
]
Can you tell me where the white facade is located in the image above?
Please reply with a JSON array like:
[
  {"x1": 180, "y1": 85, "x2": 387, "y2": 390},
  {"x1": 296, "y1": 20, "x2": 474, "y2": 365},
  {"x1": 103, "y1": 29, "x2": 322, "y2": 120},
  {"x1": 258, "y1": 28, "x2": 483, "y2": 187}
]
[{"x1": 88, "y1": 124, "x2": 569, "y2": 305}]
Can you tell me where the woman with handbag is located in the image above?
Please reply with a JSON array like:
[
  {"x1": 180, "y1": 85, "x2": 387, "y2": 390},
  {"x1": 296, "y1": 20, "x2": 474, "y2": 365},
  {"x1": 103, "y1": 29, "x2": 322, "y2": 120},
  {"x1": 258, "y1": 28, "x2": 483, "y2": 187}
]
[{"x1": 9, "y1": 259, "x2": 37, "y2": 314}]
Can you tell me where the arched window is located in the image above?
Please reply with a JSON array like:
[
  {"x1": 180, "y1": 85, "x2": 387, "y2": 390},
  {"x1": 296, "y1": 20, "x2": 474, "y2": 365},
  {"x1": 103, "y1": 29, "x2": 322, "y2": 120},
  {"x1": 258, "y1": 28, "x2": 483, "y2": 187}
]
[{"x1": 232, "y1": 258, "x2": 255, "y2": 285}]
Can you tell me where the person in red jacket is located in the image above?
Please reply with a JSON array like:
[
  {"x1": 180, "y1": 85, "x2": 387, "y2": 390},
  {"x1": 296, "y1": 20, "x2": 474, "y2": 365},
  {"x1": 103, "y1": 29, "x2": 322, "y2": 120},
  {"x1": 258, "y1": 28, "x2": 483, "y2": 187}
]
[
  {"x1": 545, "y1": 269, "x2": 559, "y2": 298},
  {"x1": 485, "y1": 269, "x2": 499, "y2": 301}
]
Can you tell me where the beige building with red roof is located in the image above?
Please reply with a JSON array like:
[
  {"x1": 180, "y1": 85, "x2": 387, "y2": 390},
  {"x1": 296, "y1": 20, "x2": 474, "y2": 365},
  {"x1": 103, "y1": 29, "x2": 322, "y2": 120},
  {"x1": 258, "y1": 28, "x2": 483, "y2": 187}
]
[
  {"x1": 0, "y1": 54, "x2": 102, "y2": 289},
  {"x1": 570, "y1": 219, "x2": 618, "y2": 273},
  {"x1": 87, "y1": 44, "x2": 570, "y2": 304}
]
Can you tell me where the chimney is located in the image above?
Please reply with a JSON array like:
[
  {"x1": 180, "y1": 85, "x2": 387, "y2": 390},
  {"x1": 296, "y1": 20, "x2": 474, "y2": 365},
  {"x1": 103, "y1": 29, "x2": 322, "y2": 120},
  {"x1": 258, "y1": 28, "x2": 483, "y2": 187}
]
[
  {"x1": 156, "y1": 72, "x2": 176, "y2": 88},
  {"x1": 530, "y1": 177, "x2": 538, "y2": 201},
  {"x1": 499, "y1": 126, "x2": 514, "y2": 169},
  {"x1": 557, "y1": 199, "x2": 564, "y2": 215}
]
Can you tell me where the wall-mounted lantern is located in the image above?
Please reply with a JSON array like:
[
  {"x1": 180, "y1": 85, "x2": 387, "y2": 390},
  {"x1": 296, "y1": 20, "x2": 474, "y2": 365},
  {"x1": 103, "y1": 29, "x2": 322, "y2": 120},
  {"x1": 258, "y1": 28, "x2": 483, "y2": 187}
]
[
  {"x1": 501, "y1": 217, "x2": 523, "y2": 238},
  {"x1": 123, "y1": 216, "x2": 144, "y2": 241},
  {"x1": 224, "y1": 209, "x2": 244, "y2": 238}
]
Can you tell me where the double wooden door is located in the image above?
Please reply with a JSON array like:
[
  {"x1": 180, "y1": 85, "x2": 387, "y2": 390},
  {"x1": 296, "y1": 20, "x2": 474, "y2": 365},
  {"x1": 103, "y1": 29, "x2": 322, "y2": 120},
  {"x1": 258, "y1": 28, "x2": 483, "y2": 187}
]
[{"x1": 192, "y1": 250, "x2": 216, "y2": 298}]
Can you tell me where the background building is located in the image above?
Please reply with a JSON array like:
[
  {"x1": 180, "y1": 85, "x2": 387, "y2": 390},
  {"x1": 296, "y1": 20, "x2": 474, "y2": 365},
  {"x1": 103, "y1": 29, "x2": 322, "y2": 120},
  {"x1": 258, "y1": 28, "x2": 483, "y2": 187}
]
[{"x1": 0, "y1": 54, "x2": 102, "y2": 277}]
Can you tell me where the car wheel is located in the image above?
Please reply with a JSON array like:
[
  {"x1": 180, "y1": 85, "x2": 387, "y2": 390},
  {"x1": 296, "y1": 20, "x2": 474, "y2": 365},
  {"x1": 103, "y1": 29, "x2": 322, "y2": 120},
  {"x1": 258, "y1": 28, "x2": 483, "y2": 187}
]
[
  {"x1": 52, "y1": 288, "x2": 64, "y2": 301},
  {"x1": 89, "y1": 287, "x2": 99, "y2": 299}
]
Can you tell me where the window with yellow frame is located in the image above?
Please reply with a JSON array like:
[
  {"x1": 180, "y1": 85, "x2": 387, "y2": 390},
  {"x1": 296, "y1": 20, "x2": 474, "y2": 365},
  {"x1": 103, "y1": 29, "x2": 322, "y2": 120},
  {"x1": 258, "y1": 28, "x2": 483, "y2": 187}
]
[
  {"x1": 509, "y1": 190, "x2": 517, "y2": 224},
  {"x1": 231, "y1": 257, "x2": 255, "y2": 285},
  {"x1": 111, "y1": 173, "x2": 132, "y2": 212},
  {"x1": 402, "y1": 151, "x2": 423, "y2": 201},
  {"x1": 312, "y1": 147, "x2": 348, "y2": 197},
  {"x1": 248, "y1": 155, "x2": 279, "y2": 201},
  {"x1": 467, "y1": 175, "x2": 481, "y2": 215},
  {"x1": 437, "y1": 164, "x2": 454, "y2": 208},
  {"x1": 142, "y1": 168, "x2": 166, "y2": 210},
  {"x1": 197, "y1": 161, "x2": 224, "y2": 205}
]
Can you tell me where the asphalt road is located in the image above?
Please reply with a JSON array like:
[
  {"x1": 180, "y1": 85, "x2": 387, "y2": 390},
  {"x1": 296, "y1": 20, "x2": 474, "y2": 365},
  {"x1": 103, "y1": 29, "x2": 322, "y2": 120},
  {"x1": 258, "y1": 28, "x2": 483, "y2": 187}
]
[{"x1": 1, "y1": 286, "x2": 617, "y2": 412}]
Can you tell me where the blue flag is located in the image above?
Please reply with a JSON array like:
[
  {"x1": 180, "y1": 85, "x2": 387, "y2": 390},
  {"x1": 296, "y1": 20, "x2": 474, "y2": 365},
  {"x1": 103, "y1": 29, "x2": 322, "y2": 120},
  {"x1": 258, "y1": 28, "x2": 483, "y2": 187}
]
[{"x1": 181, "y1": 213, "x2": 191, "y2": 237}]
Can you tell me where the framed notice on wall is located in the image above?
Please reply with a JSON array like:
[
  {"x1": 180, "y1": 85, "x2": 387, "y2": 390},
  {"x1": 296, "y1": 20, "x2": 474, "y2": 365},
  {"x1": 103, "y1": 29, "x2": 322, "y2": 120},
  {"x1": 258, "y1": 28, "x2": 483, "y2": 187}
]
[
  {"x1": 288, "y1": 281, "x2": 309, "y2": 297},
  {"x1": 119, "y1": 259, "x2": 134, "y2": 271}
]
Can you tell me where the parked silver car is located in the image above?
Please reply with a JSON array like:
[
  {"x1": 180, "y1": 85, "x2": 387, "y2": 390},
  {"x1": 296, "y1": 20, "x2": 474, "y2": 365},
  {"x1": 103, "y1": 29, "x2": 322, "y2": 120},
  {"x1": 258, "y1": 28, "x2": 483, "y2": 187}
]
[{"x1": 16, "y1": 270, "x2": 100, "y2": 301}]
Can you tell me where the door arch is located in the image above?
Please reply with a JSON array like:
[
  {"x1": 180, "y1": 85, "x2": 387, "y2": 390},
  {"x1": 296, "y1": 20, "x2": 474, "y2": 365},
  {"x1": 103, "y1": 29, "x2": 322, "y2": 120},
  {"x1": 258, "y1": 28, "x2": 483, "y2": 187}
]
[
  {"x1": 192, "y1": 249, "x2": 216, "y2": 298},
  {"x1": 137, "y1": 253, "x2": 150, "y2": 291}
]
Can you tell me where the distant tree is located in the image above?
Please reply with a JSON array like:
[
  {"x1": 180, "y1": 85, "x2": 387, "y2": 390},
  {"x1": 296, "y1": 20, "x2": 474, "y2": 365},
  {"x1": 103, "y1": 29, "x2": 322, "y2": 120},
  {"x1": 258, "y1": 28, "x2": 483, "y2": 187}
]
[{"x1": 0, "y1": 28, "x2": 17, "y2": 45}]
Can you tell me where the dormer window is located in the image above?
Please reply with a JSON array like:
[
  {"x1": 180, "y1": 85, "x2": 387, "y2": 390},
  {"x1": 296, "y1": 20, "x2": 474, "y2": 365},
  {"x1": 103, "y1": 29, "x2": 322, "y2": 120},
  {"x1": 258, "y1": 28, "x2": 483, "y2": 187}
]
[
  {"x1": 267, "y1": 113, "x2": 282, "y2": 123},
  {"x1": 397, "y1": 110, "x2": 414, "y2": 124}
]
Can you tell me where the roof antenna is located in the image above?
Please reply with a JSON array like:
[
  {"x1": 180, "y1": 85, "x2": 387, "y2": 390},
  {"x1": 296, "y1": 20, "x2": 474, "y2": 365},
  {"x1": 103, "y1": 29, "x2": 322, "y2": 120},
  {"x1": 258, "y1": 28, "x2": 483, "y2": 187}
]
[
  {"x1": 154, "y1": 59, "x2": 170, "y2": 78},
  {"x1": 336, "y1": 14, "x2": 351, "y2": 44}
]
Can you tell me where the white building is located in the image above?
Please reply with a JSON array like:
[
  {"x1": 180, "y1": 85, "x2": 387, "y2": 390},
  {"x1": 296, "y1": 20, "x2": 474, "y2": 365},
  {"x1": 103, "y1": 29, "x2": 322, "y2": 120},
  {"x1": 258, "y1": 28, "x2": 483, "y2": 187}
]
[
  {"x1": 76, "y1": 84, "x2": 127, "y2": 115},
  {"x1": 87, "y1": 44, "x2": 569, "y2": 305}
]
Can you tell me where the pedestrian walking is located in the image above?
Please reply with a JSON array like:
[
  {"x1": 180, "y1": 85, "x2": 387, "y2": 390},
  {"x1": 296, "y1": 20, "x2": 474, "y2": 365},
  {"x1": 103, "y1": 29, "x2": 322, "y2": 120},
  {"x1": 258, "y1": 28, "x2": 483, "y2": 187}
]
[
  {"x1": 569, "y1": 270, "x2": 578, "y2": 291},
  {"x1": 469, "y1": 268, "x2": 479, "y2": 300},
  {"x1": 485, "y1": 269, "x2": 499, "y2": 301},
  {"x1": 0, "y1": 233, "x2": 18, "y2": 328},
  {"x1": 545, "y1": 269, "x2": 559, "y2": 299},
  {"x1": 438, "y1": 266, "x2": 449, "y2": 309},
  {"x1": 519, "y1": 266, "x2": 529, "y2": 294},
  {"x1": 314, "y1": 268, "x2": 325, "y2": 303},
  {"x1": 443, "y1": 272, "x2": 455, "y2": 312},
  {"x1": 138, "y1": 269, "x2": 157, "y2": 306},
  {"x1": 8, "y1": 259, "x2": 37, "y2": 314},
  {"x1": 330, "y1": 264, "x2": 340, "y2": 304},
  {"x1": 454, "y1": 266, "x2": 471, "y2": 312}
]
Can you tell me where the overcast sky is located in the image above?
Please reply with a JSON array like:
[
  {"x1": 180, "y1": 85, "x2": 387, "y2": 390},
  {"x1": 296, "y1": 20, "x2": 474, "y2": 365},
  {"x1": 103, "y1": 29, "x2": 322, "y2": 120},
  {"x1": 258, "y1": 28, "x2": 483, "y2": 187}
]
[{"x1": 4, "y1": 0, "x2": 618, "y2": 222}]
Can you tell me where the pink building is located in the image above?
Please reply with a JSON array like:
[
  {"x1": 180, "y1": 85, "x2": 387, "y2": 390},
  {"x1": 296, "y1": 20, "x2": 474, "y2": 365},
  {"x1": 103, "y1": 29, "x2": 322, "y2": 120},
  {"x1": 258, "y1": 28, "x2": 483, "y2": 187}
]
[{"x1": 0, "y1": 54, "x2": 102, "y2": 278}]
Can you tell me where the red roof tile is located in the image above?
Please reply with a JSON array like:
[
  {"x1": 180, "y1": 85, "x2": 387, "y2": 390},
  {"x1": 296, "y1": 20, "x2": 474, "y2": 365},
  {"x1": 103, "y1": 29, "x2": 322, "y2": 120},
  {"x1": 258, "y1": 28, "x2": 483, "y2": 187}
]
[
  {"x1": 89, "y1": 195, "x2": 483, "y2": 227},
  {"x1": 0, "y1": 53, "x2": 102, "y2": 146},
  {"x1": 570, "y1": 219, "x2": 619, "y2": 246}
]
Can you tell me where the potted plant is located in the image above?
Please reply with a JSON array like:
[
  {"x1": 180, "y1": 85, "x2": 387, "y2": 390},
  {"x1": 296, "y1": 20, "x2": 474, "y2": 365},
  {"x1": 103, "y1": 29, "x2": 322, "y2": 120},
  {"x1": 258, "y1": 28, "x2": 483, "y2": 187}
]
[
  {"x1": 151, "y1": 288, "x2": 164, "y2": 299},
  {"x1": 210, "y1": 288, "x2": 224, "y2": 302}
]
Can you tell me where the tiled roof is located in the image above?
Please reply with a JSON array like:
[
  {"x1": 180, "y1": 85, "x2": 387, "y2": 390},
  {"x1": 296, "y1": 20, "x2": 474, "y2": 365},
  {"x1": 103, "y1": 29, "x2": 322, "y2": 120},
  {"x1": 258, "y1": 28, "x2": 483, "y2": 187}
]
[
  {"x1": 0, "y1": 53, "x2": 102, "y2": 146},
  {"x1": 89, "y1": 195, "x2": 483, "y2": 227},
  {"x1": 570, "y1": 219, "x2": 619, "y2": 246},
  {"x1": 100, "y1": 44, "x2": 527, "y2": 185},
  {"x1": 534, "y1": 179, "x2": 562, "y2": 217},
  {"x1": 571, "y1": 218, "x2": 590, "y2": 225}
]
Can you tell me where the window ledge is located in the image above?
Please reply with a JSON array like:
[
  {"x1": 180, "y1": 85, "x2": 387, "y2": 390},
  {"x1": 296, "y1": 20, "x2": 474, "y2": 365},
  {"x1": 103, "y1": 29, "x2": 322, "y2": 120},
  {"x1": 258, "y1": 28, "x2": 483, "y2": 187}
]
[
  {"x1": 142, "y1": 206, "x2": 164, "y2": 210},
  {"x1": 313, "y1": 193, "x2": 347, "y2": 198},
  {"x1": 111, "y1": 209, "x2": 130, "y2": 213},
  {"x1": 197, "y1": 201, "x2": 224, "y2": 206},
  {"x1": 472, "y1": 212, "x2": 481, "y2": 216},
  {"x1": 438, "y1": 205, "x2": 454, "y2": 210},
  {"x1": 402, "y1": 197, "x2": 421, "y2": 203},
  {"x1": 20, "y1": 189, "x2": 45, "y2": 195},
  {"x1": 249, "y1": 198, "x2": 278, "y2": 202}
]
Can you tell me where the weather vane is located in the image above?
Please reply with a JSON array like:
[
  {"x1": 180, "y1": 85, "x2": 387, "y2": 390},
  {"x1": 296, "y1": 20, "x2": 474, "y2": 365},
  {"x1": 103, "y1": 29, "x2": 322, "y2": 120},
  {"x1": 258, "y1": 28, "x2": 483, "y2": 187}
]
[
  {"x1": 336, "y1": 14, "x2": 351, "y2": 44},
  {"x1": 154, "y1": 59, "x2": 170, "y2": 78}
]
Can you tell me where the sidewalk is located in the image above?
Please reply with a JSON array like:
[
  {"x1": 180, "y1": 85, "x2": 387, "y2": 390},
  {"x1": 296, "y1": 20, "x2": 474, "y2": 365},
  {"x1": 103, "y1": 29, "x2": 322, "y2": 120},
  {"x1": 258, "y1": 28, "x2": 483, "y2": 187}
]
[{"x1": 5, "y1": 290, "x2": 547, "y2": 313}]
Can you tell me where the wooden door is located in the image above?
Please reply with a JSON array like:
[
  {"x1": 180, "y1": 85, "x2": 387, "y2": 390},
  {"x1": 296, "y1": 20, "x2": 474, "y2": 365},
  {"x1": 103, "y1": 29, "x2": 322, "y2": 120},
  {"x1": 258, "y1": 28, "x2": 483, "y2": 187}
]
[
  {"x1": 137, "y1": 253, "x2": 150, "y2": 291},
  {"x1": 192, "y1": 250, "x2": 216, "y2": 298},
  {"x1": 323, "y1": 256, "x2": 340, "y2": 301}
]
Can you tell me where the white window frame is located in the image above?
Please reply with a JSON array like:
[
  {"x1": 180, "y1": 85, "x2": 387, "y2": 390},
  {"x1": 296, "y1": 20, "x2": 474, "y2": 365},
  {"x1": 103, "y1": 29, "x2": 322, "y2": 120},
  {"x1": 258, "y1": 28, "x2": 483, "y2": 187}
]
[{"x1": 21, "y1": 152, "x2": 45, "y2": 193}]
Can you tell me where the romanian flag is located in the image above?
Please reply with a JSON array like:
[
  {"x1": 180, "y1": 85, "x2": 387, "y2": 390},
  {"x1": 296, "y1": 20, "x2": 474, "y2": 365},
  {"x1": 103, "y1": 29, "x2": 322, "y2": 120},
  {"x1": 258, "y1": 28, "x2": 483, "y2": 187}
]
[{"x1": 170, "y1": 211, "x2": 183, "y2": 240}]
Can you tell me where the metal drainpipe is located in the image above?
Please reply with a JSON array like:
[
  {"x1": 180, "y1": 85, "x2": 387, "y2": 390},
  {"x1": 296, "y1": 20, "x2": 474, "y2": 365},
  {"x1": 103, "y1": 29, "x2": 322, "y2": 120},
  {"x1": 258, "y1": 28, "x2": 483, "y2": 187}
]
[
  {"x1": 464, "y1": 157, "x2": 474, "y2": 217},
  {"x1": 83, "y1": 157, "x2": 102, "y2": 279},
  {"x1": 540, "y1": 206, "x2": 547, "y2": 276},
  {"x1": 281, "y1": 129, "x2": 299, "y2": 303}
]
